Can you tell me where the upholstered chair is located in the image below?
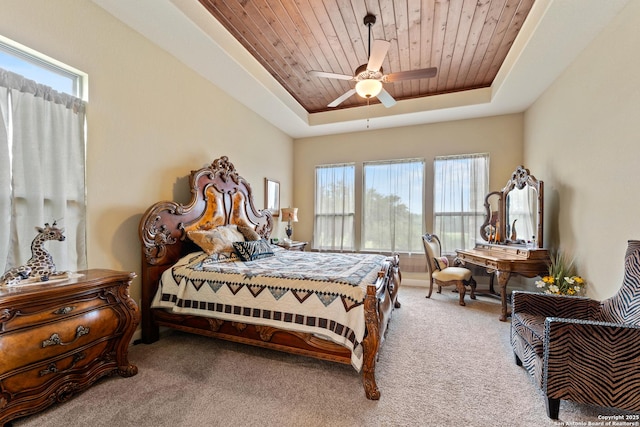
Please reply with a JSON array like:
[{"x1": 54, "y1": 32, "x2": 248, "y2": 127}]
[
  {"x1": 422, "y1": 233, "x2": 476, "y2": 306},
  {"x1": 511, "y1": 240, "x2": 640, "y2": 419}
]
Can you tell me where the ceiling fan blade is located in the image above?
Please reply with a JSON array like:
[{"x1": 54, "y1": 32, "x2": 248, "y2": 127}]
[
  {"x1": 376, "y1": 88, "x2": 396, "y2": 108},
  {"x1": 367, "y1": 40, "x2": 390, "y2": 72},
  {"x1": 309, "y1": 70, "x2": 354, "y2": 81},
  {"x1": 328, "y1": 89, "x2": 357, "y2": 107},
  {"x1": 384, "y1": 67, "x2": 438, "y2": 83}
]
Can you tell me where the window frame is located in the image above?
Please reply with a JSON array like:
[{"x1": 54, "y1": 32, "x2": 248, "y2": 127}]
[
  {"x1": 313, "y1": 162, "x2": 356, "y2": 251},
  {"x1": 0, "y1": 35, "x2": 87, "y2": 100}
]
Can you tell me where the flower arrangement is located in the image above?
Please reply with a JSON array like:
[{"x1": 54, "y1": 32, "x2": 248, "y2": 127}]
[{"x1": 535, "y1": 251, "x2": 586, "y2": 295}]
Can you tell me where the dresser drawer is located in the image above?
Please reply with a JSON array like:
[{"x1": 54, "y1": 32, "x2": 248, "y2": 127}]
[
  {"x1": 0, "y1": 339, "x2": 111, "y2": 396},
  {"x1": 1, "y1": 291, "x2": 111, "y2": 332},
  {"x1": 0, "y1": 306, "x2": 120, "y2": 373}
]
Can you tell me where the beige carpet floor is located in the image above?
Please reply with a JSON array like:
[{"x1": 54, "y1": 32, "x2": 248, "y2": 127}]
[{"x1": 12, "y1": 283, "x2": 635, "y2": 426}]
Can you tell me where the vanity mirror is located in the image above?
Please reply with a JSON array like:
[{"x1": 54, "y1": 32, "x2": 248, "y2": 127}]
[
  {"x1": 503, "y1": 166, "x2": 543, "y2": 248},
  {"x1": 479, "y1": 165, "x2": 544, "y2": 248},
  {"x1": 460, "y1": 165, "x2": 547, "y2": 321}
]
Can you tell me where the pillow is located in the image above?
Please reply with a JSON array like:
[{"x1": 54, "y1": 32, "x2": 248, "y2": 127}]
[
  {"x1": 187, "y1": 225, "x2": 245, "y2": 255},
  {"x1": 433, "y1": 256, "x2": 449, "y2": 271},
  {"x1": 233, "y1": 239, "x2": 274, "y2": 261},
  {"x1": 202, "y1": 251, "x2": 239, "y2": 265},
  {"x1": 237, "y1": 224, "x2": 261, "y2": 241},
  {"x1": 220, "y1": 224, "x2": 245, "y2": 242}
]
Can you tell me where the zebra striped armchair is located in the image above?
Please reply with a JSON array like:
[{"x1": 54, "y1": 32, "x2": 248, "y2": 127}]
[{"x1": 511, "y1": 240, "x2": 640, "y2": 419}]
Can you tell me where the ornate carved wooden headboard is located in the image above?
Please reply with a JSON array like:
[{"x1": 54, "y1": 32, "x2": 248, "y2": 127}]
[{"x1": 138, "y1": 156, "x2": 273, "y2": 340}]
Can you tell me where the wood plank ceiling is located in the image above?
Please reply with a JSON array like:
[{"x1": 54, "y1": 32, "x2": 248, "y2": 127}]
[{"x1": 198, "y1": 0, "x2": 535, "y2": 114}]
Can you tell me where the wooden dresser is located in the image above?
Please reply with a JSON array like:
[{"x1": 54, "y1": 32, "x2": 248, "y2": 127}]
[{"x1": 0, "y1": 269, "x2": 139, "y2": 426}]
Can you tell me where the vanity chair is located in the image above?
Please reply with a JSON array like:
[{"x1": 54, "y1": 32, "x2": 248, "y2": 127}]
[
  {"x1": 511, "y1": 240, "x2": 640, "y2": 419},
  {"x1": 422, "y1": 233, "x2": 476, "y2": 306}
]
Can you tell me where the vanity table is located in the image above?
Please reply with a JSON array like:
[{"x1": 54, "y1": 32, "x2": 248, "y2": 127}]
[
  {"x1": 458, "y1": 166, "x2": 550, "y2": 321},
  {"x1": 456, "y1": 244, "x2": 549, "y2": 321}
]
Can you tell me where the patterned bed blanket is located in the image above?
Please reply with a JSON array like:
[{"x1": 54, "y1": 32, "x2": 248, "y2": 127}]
[{"x1": 152, "y1": 248, "x2": 388, "y2": 370}]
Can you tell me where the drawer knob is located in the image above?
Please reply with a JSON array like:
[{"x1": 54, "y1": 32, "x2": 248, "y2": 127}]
[
  {"x1": 39, "y1": 353, "x2": 87, "y2": 376},
  {"x1": 42, "y1": 325, "x2": 90, "y2": 348},
  {"x1": 53, "y1": 306, "x2": 75, "y2": 315}
]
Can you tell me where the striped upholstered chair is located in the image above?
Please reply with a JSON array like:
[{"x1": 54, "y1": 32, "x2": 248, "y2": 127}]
[{"x1": 511, "y1": 240, "x2": 640, "y2": 419}]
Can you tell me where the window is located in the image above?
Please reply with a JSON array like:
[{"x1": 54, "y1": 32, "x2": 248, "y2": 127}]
[
  {"x1": 0, "y1": 36, "x2": 87, "y2": 276},
  {"x1": 433, "y1": 153, "x2": 489, "y2": 255},
  {"x1": 362, "y1": 159, "x2": 424, "y2": 253},
  {"x1": 0, "y1": 39, "x2": 82, "y2": 97},
  {"x1": 314, "y1": 164, "x2": 355, "y2": 251}
]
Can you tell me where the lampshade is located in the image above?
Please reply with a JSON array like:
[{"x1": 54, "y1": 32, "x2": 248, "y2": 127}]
[
  {"x1": 281, "y1": 207, "x2": 298, "y2": 222},
  {"x1": 355, "y1": 79, "x2": 382, "y2": 98}
]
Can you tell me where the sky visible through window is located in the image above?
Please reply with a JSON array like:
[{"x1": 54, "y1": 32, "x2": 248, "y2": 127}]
[
  {"x1": 0, "y1": 50, "x2": 75, "y2": 95},
  {"x1": 364, "y1": 161, "x2": 424, "y2": 214}
]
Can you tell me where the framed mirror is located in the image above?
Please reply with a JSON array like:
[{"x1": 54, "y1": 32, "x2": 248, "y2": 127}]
[
  {"x1": 479, "y1": 166, "x2": 544, "y2": 248},
  {"x1": 265, "y1": 178, "x2": 280, "y2": 217},
  {"x1": 501, "y1": 166, "x2": 544, "y2": 248}
]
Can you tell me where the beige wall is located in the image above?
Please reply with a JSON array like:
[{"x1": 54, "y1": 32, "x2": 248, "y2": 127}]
[
  {"x1": 293, "y1": 114, "x2": 524, "y2": 268},
  {"x1": 0, "y1": 1, "x2": 294, "y2": 307},
  {"x1": 524, "y1": 0, "x2": 640, "y2": 299},
  {"x1": 4, "y1": 0, "x2": 635, "y2": 307}
]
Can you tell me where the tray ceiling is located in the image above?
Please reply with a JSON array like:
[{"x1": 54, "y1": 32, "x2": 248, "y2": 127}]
[
  {"x1": 198, "y1": 0, "x2": 535, "y2": 113},
  {"x1": 92, "y1": 0, "x2": 631, "y2": 137}
]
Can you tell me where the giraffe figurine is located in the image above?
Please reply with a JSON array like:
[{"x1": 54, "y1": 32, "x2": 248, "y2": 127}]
[{"x1": 0, "y1": 221, "x2": 66, "y2": 287}]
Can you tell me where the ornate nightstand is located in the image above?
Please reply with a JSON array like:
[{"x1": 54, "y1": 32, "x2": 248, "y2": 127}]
[{"x1": 276, "y1": 241, "x2": 308, "y2": 251}]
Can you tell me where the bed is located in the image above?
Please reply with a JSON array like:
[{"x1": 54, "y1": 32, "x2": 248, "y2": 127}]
[{"x1": 138, "y1": 156, "x2": 401, "y2": 399}]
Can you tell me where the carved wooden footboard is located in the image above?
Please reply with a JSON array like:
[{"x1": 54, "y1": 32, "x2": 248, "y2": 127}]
[{"x1": 138, "y1": 156, "x2": 401, "y2": 399}]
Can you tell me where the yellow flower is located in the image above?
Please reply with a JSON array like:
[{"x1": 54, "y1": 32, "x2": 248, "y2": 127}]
[{"x1": 539, "y1": 252, "x2": 586, "y2": 296}]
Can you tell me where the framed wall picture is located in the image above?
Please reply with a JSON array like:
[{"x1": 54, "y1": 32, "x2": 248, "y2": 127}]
[{"x1": 265, "y1": 178, "x2": 280, "y2": 217}]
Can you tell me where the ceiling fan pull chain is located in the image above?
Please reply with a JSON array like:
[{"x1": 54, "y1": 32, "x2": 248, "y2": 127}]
[{"x1": 366, "y1": 98, "x2": 371, "y2": 128}]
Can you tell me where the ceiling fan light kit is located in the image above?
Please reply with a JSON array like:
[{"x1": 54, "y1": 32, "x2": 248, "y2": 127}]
[
  {"x1": 308, "y1": 13, "x2": 437, "y2": 109},
  {"x1": 356, "y1": 79, "x2": 382, "y2": 98}
]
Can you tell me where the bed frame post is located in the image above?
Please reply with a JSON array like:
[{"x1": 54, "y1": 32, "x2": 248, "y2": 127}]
[
  {"x1": 362, "y1": 284, "x2": 381, "y2": 400},
  {"x1": 140, "y1": 264, "x2": 160, "y2": 343}
]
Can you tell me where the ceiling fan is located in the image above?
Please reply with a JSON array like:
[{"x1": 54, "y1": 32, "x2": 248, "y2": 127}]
[{"x1": 309, "y1": 13, "x2": 438, "y2": 108}]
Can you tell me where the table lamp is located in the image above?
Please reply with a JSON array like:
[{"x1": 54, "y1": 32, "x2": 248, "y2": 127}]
[{"x1": 280, "y1": 207, "x2": 298, "y2": 241}]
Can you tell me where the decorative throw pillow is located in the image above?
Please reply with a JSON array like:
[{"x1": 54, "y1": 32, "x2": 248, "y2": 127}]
[
  {"x1": 237, "y1": 224, "x2": 261, "y2": 241},
  {"x1": 187, "y1": 225, "x2": 244, "y2": 255},
  {"x1": 433, "y1": 256, "x2": 449, "y2": 271},
  {"x1": 233, "y1": 239, "x2": 274, "y2": 261}
]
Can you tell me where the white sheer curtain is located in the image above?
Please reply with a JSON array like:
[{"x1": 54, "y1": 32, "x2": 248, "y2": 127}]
[
  {"x1": 362, "y1": 159, "x2": 424, "y2": 253},
  {"x1": 0, "y1": 67, "x2": 87, "y2": 274},
  {"x1": 314, "y1": 164, "x2": 355, "y2": 251},
  {"x1": 0, "y1": 86, "x2": 10, "y2": 269},
  {"x1": 433, "y1": 153, "x2": 489, "y2": 255}
]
